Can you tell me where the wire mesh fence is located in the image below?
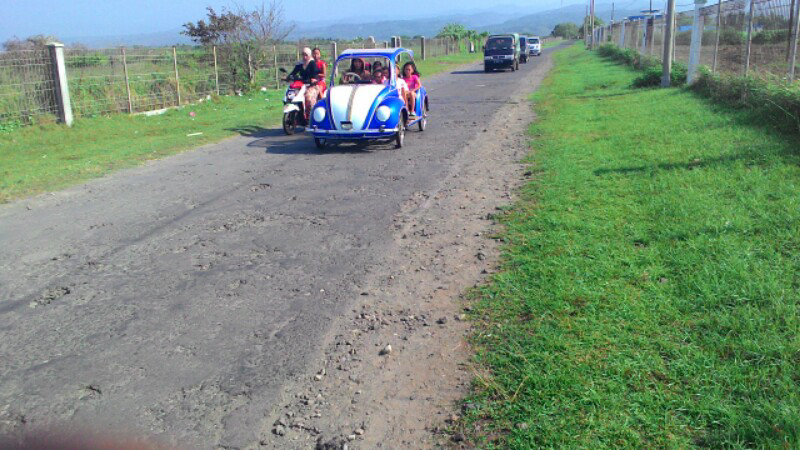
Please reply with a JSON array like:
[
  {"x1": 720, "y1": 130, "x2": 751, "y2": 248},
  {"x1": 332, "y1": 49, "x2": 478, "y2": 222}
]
[
  {"x1": 600, "y1": 0, "x2": 799, "y2": 82},
  {"x1": 0, "y1": 49, "x2": 59, "y2": 126},
  {"x1": 0, "y1": 36, "x2": 463, "y2": 128}
]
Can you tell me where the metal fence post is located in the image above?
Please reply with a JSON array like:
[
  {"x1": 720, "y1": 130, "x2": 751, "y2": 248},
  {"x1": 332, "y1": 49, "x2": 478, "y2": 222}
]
[
  {"x1": 46, "y1": 42, "x2": 73, "y2": 126},
  {"x1": 790, "y1": 0, "x2": 800, "y2": 80},
  {"x1": 172, "y1": 47, "x2": 181, "y2": 105},
  {"x1": 743, "y1": 0, "x2": 755, "y2": 76},
  {"x1": 213, "y1": 46, "x2": 220, "y2": 96},
  {"x1": 688, "y1": 0, "x2": 707, "y2": 84},
  {"x1": 273, "y1": 45, "x2": 279, "y2": 90},
  {"x1": 121, "y1": 47, "x2": 133, "y2": 113},
  {"x1": 421, "y1": 36, "x2": 426, "y2": 60},
  {"x1": 712, "y1": 0, "x2": 723, "y2": 73},
  {"x1": 788, "y1": 0, "x2": 797, "y2": 62}
]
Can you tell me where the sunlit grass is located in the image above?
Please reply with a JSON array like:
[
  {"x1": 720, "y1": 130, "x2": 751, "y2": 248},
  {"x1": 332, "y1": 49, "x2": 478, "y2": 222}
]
[{"x1": 465, "y1": 43, "x2": 800, "y2": 449}]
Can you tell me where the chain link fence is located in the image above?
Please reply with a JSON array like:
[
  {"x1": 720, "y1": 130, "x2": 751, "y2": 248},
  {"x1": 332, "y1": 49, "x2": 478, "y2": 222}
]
[
  {"x1": 0, "y1": 36, "x2": 463, "y2": 128},
  {"x1": 603, "y1": 0, "x2": 799, "y2": 80}
]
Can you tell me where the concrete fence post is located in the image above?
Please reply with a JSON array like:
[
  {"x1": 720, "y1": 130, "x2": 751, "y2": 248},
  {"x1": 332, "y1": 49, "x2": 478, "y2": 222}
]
[
  {"x1": 331, "y1": 41, "x2": 338, "y2": 59},
  {"x1": 421, "y1": 36, "x2": 426, "y2": 60},
  {"x1": 46, "y1": 42, "x2": 73, "y2": 126},
  {"x1": 620, "y1": 20, "x2": 626, "y2": 47},
  {"x1": 790, "y1": 0, "x2": 800, "y2": 80},
  {"x1": 367, "y1": 36, "x2": 375, "y2": 48},
  {"x1": 688, "y1": 0, "x2": 707, "y2": 84},
  {"x1": 121, "y1": 47, "x2": 133, "y2": 113},
  {"x1": 172, "y1": 47, "x2": 181, "y2": 105},
  {"x1": 390, "y1": 36, "x2": 397, "y2": 47}
]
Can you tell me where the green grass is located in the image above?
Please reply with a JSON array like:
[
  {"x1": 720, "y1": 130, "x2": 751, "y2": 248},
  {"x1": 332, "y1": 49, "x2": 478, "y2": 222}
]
[
  {"x1": 0, "y1": 90, "x2": 282, "y2": 203},
  {"x1": 0, "y1": 51, "x2": 480, "y2": 203},
  {"x1": 465, "y1": 43, "x2": 800, "y2": 449}
]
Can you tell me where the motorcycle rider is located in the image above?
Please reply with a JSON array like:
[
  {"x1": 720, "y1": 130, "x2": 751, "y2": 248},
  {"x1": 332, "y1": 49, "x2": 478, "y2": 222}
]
[{"x1": 287, "y1": 47, "x2": 320, "y2": 121}]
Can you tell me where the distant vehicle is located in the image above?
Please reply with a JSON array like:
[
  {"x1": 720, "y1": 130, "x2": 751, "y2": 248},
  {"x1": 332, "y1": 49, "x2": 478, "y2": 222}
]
[
  {"x1": 484, "y1": 33, "x2": 520, "y2": 72},
  {"x1": 519, "y1": 36, "x2": 529, "y2": 63},
  {"x1": 528, "y1": 36, "x2": 542, "y2": 57},
  {"x1": 306, "y1": 48, "x2": 428, "y2": 149}
]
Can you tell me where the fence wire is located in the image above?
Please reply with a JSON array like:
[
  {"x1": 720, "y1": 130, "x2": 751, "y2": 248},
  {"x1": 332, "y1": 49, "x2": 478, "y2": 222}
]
[
  {"x1": 601, "y1": 0, "x2": 799, "y2": 81},
  {"x1": 1, "y1": 37, "x2": 464, "y2": 128},
  {"x1": 0, "y1": 49, "x2": 58, "y2": 126}
]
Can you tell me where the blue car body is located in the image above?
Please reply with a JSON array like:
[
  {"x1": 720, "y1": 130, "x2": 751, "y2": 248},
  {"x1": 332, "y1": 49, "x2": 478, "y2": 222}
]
[{"x1": 307, "y1": 48, "x2": 427, "y2": 144}]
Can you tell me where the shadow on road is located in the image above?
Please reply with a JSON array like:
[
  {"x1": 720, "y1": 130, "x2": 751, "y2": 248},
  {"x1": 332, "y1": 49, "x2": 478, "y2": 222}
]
[
  {"x1": 225, "y1": 125, "x2": 284, "y2": 138},
  {"x1": 450, "y1": 70, "x2": 487, "y2": 75}
]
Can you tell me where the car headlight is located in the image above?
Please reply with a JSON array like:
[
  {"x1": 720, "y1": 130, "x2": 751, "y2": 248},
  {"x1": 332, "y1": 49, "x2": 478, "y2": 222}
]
[
  {"x1": 376, "y1": 105, "x2": 391, "y2": 122},
  {"x1": 313, "y1": 106, "x2": 326, "y2": 123}
]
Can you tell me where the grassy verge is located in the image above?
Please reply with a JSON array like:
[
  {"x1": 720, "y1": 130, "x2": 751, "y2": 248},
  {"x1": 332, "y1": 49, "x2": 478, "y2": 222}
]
[
  {"x1": 0, "y1": 52, "x2": 481, "y2": 203},
  {"x1": 465, "y1": 43, "x2": 800, "y2": 448}
]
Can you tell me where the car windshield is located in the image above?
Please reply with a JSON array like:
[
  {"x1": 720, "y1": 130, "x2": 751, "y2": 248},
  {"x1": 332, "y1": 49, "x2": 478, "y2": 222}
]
[
  {"x1": 531, "y1": 38, "x2": 540, "y2": 44},
  {"x1": 486, "y1": 37, "x2": 512, "y2": 50},
  {"x1": 332, "y1": 56, "x2": 392, "y2": 86}
]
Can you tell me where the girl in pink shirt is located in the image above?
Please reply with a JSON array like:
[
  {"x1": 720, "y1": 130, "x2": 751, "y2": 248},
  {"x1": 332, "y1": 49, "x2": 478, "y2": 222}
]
[{"x1": 402, "y1": 62, "x2": 421, "y2": 117}]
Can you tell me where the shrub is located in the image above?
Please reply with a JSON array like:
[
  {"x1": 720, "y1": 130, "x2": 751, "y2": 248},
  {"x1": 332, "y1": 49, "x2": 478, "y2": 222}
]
[
  {"x1": 752, "y1": 29, "x2": 790, "y2": 45},
  {"x1": 691, "y1": 69, "x2": 800, "y2": 134}
]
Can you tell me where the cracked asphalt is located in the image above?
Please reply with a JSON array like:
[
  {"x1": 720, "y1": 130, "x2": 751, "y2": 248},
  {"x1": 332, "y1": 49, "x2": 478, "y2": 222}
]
[{"x1": 0, "y1": 46, "x2": 562, "y2": 448}]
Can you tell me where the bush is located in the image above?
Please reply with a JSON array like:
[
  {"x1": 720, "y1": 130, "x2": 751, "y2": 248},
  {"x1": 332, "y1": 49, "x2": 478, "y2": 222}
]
[
  {"x1": 752, "y1": 29, "x2": 790, "y2": 45},
  {"x1": 691, "y1": 69, "x2": 800, "y2": 134},
  {"x1": 632, "y1": 62, "x2": 688, "y2": 88}
]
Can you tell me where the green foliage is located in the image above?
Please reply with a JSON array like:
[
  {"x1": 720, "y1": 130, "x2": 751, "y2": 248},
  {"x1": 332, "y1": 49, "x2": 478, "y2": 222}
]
[
  {"x1": 552, "y1": 23, "x2": 580, "y2": 39},
  {"x1": 465, "y1": 43, "x2": 800, "y2": 449},
  {"x1": 691, "y1": 69, "x2": 800, "y2": 134},
  {"x1": 598, "y1": 44, "x2": 686, "y2": 87},
  {"x1": 752, "y1": 29, "x2": 791, "y2": 45}
]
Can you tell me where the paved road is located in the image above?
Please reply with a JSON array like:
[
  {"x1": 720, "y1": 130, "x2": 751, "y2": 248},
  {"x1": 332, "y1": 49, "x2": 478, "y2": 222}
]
[{"x1": 0, "y1": 49, "x2": 558, "y2": 448}]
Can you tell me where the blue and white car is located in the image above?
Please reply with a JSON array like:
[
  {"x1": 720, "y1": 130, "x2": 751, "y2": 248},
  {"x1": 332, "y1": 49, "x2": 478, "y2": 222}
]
[{"x1": 307, "y1": 48, "x2": 428, "y2": 149}]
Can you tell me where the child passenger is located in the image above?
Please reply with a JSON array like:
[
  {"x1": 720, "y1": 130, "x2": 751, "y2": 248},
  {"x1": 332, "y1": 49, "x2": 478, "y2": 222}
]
[
  {"x1": 402, "y1": 62, "x2": 420, "y2": 117},
  {"x1": 395, "y1": 65, "x2": 408, "y2": 108},
  {"x1": 372, "y1": 68, "x2": 386, "y2": 84}
]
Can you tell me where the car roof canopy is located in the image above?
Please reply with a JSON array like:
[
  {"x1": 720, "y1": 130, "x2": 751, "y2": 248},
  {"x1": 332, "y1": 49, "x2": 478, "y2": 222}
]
[{"x1": 336, "y1": 48, "x2": 413, "y2": 63}]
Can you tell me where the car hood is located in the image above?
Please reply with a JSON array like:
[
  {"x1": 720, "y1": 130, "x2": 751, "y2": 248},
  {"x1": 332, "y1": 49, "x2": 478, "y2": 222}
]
[{"x1": 329, "y1": 84, "x2": 388, "y2": 130}]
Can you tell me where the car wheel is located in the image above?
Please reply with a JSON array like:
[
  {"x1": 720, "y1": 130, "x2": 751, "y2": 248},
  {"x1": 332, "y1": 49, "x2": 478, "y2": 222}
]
[
  {"x1": 395, "y1": 116, "x2": 406, "y2": 148},
  {"x1": 484, "y1": 67, "x2": 491, "y2": 72},
  {"x1": 511, "y1": 62, "x2": 515, "y2": 72},
  {"x1": 282, "y1": 111, "x2": 296, "y2": 135},
  {"x1": 314, "y1": 138, "x2": 326, "y2": 149}
]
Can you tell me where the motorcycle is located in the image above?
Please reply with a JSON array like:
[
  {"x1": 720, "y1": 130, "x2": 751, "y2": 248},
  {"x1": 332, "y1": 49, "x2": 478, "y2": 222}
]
[{"x1": 279, "y1": 68, "x2": 311, "y2": 135}]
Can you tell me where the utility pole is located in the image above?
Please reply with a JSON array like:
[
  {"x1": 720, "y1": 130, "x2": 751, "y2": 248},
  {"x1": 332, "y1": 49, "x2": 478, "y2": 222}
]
[
  {"x1": 590, "y1": 0, "x2": 596, "y2": 48},
  {"x1": 585, "y1": 4, "x2": 589, "y2": 47},
  {"x1": 662, "y1": 0, "x2": 676, "y2": 86}
]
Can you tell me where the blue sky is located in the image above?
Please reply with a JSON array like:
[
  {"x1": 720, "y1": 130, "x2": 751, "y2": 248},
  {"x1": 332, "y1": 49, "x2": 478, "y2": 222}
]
[{"x1": 0, "y1": 0, "x2": 575, "y2": 42}]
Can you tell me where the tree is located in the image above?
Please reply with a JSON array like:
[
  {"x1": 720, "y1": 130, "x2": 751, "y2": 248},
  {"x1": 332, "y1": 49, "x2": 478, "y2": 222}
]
[
  {"x1": 182, "y1": 2, "x2": 293, "y2": 89},
  {"x1": 580, "y1": 15, "x2": 605, "y2": 37},
  {"x1": 2, "y1": 34, "x2": 60, "y2": 51},
  {"x1": 182, "y1": 7, "x2": 244, "y2": 46},
  {"x1": 437, "y1": 23, "x2": 468, "y2": 39},
  {"x1": 552, "y1": 23, "x2": 580, "y2": 39}
]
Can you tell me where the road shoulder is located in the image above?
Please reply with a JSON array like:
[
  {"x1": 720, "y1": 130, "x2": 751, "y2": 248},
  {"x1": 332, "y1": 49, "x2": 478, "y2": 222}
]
[{"x1": 258, "y1": 53, "x2": 559, "y2": 449}]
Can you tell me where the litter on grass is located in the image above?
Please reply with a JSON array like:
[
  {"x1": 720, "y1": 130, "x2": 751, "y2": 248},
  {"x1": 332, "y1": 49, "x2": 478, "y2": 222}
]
[{"x1": 186, "y1": 132, "x2": 203, "y2": 137}]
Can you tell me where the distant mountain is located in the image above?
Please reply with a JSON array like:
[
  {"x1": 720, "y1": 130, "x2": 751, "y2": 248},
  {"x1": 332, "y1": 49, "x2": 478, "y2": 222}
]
[
  {"x1": 61, "y1": 1, "x2": 655, "y2": 48},
  {"x1": 64, "y1": 28, "x2": 191, "y2": 48},
  {"x1": 484, "y1": 3, "x2": 648, "y2": 37}
]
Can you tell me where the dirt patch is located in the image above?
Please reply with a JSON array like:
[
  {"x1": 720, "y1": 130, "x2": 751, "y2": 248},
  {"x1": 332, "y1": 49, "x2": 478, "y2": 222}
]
[{"x1": 257, "y1": 55, "x2": 555, "y2": 449}]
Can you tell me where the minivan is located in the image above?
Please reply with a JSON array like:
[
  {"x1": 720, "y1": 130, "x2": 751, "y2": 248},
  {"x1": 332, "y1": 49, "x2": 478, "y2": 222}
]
[{"x1": 484, "y1": 33, "x2": 520, "y2": 72}]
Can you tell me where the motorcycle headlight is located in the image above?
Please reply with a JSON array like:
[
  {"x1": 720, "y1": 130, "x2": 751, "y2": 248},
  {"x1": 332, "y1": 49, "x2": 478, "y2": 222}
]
[
  {"x1": 376, "y1": 105, "x2": 391, "y2": 122},
  {"x1": 313, "y1": 106, "x2": 326, "y2": 123},
  {"x1": 287, "y1": 90, "x2": 296, "y2": 99}
]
